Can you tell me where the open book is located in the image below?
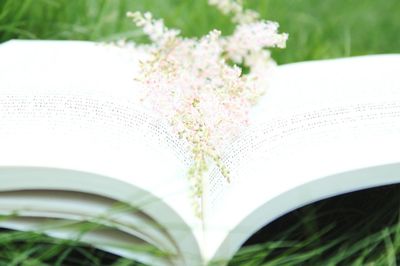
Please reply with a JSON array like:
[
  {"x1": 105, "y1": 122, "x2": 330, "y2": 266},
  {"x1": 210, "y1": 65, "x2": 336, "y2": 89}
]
[{"x1": 0, "y1": 40, "x2": 399, "y2": 266}]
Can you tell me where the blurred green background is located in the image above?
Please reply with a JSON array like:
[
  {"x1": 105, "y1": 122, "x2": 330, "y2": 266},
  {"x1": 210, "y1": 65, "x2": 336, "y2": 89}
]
[
  {"x1": 1, "y1": 1, "x2": 400, "y2": 265},
  {"x1": 0, "y1": 0, "x2": 399, "y2": 64}
]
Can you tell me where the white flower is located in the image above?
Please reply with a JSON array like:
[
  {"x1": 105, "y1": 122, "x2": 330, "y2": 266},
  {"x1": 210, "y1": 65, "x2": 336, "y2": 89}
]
[{"x1": 129, "y1": 1, "x2": 287, "y2": 218}]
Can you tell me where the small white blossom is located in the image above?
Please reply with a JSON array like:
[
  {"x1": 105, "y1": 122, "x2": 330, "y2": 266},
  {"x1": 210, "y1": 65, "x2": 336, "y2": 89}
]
[
  {"x1": 129, "y1": 0, "x2": 287, "y2": 218},
  {"x1": 223, "y1": 21, "x2": 288, "y2": 64},
  {"x1": 127, "y1": 11, "x2": 180, "y2": 45},
  {"x1": 208, "y1": 0, "x2": 260, "y2": 24}
]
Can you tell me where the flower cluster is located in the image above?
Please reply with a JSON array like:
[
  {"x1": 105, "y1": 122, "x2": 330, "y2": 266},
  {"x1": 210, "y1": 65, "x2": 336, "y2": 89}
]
[{"x1": 128, "y1": 1, "x2": 287, "y2": 217}]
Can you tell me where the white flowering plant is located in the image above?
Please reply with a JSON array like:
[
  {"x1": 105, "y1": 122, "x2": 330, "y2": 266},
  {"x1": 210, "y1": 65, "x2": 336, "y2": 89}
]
[{"x1": 128, "y1": 0, "x2": 288, "y2": 217}]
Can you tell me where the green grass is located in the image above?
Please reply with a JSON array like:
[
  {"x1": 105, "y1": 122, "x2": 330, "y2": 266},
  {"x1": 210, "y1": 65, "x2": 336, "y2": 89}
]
[
  {"x1": 0, "y1": 229, "x2": 145, "y2": 266},
  {"x1": 228, "y1": 184, "x2": 400, "y2": 265},
  {"x1": 0, "y1": 185, "x2": 399, "y2": 265},
  {"x1": 0, "y1": 0, "x2": 400, "y2": 265},
  {"x1": 0, "y1": 0, "x2": 399, "y2": 64}
]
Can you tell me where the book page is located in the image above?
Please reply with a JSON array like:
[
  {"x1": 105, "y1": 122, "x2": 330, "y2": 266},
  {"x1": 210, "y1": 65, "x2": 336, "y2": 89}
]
[
  {"x1": 204, "y1": 54, "x2": 400, "y2": 261},
  {"x1": 0, "y1": 40, "x2": 202, "y2": 264},
  {"x1": 0, "y1": 216, "x2": 169, "y2": 266},
  {"x1": 0, "y1": 190, "x2": 174, "y2": 253}
]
